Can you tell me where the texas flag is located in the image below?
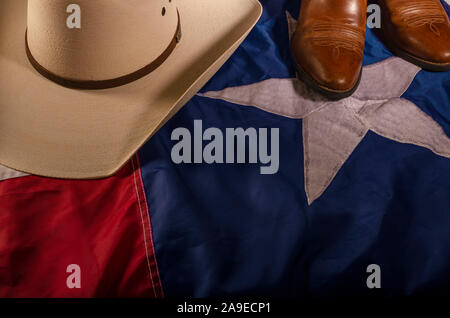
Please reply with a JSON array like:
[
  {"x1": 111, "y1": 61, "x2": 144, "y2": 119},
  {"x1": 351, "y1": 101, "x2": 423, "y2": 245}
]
[{"x1": 1, "y1": 0, "x2": 450, "y2": 298}]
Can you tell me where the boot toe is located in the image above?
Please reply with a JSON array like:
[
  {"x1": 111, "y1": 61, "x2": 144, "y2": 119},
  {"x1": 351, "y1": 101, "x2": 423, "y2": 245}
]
[
  {"x1": 316, "y1": 68, "x2": 361, "y2": 93},
  {"x1": 303, "y1": 47, "x2": 362, "y2": 93}
]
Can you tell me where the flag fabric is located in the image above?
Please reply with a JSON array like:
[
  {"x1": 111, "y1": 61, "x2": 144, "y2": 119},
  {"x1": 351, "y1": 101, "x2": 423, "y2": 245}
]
[
  {"x1": 1, "y1": 0, "x2": 450, "y2": 298},
  {"x1": 0, "y1": 156, "x2": 163, "y2": 297}
]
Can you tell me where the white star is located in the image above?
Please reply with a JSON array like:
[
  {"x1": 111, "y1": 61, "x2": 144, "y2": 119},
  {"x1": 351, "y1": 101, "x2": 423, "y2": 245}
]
[{"x1": 199, "y1": 12, "x2": 450, "y2": 204}]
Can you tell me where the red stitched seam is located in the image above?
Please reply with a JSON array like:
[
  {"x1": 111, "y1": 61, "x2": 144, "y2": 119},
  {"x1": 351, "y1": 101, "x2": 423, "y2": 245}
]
[
  {"x1": 131, "y1": 156, "x2": 157, "y2": 297},
  {"x1": 135, "y1": 153, "x2": 165, "y2": 298}
]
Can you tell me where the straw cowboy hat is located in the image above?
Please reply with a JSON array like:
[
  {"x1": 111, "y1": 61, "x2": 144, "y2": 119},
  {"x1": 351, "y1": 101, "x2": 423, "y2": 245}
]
[{"x1": 0, "y1": 0, "x2": 262, "y2": 178}]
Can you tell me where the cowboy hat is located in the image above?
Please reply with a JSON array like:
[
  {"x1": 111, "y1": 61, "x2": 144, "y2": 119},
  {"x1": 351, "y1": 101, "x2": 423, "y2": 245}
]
[{"x1": 0, "y1": 0, "x2": 262, "y2": 178}]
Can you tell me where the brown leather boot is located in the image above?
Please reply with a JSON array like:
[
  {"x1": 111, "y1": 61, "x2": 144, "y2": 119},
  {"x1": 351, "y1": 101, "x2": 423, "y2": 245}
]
[
  {"x1": 378, "y1": 0, "x2": 450, "y2": 71},
  {"x1": 291, "y1": 0, "x2": 367, "y2": 100}
]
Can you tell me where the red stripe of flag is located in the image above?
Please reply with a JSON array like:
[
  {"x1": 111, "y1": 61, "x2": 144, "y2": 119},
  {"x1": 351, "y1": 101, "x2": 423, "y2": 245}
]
[{"x1": 0, "y1": 155, "x2": 163, "y2": 298}]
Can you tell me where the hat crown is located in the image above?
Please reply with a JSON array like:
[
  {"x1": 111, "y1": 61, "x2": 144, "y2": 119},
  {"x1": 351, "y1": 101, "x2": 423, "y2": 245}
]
[{"x1": 27, "y1": 0, "x2": 179, "y2": 82}]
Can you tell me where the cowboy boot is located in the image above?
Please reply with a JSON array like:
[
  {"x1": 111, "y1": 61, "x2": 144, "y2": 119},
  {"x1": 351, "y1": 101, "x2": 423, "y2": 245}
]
[
  {"x1": 291, "y1": 0, "x2": 367, "y2": 100},
  {"x1": 377, "y1": 0, "x2": 450, "y2": 71}
]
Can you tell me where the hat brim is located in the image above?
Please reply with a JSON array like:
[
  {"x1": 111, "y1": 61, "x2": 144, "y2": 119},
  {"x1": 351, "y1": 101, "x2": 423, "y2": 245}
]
[{"x1": 0, "y1": 0, "x2": 262, "y2": 178}]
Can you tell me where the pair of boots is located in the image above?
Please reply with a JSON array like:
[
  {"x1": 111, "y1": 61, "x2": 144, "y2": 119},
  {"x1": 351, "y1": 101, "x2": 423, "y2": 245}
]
[{"x1": 291, "y1": 0, "x2": 450, "y2": 99}]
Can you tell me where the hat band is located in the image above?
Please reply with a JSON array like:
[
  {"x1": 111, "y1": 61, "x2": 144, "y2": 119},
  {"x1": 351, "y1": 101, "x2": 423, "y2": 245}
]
[{"x1": 25, "y1": 11, "x2": 182, "y2": 90}]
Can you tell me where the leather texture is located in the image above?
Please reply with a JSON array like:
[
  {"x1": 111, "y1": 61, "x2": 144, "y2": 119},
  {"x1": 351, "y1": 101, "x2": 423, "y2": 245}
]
[
  {"x1": 378, "y1": 0, "x2": 450, "y2": 70},
  {"x1": 291, "y1": 0, "x2": 367, "y2": 97}
]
